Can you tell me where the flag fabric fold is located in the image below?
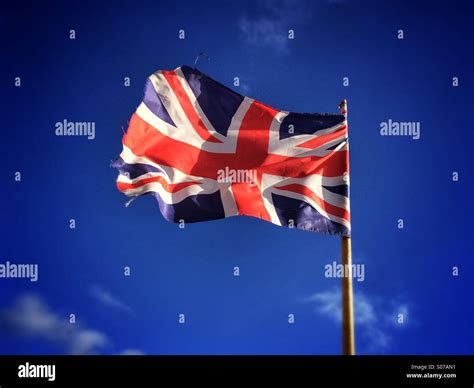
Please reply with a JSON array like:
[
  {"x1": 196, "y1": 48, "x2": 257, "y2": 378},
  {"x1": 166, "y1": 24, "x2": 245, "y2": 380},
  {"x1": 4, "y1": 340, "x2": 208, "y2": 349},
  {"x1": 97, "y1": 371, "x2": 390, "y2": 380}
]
[{"x1": 113, "y1": 65, "x2": 350, "y2": 236}]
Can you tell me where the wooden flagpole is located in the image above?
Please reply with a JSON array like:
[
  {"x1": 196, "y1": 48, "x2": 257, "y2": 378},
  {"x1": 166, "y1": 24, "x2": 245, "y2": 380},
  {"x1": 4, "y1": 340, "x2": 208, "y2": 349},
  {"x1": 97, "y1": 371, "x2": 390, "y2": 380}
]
[{"x1": 339, "y1": 99, "x2": 355, "y2": 355}]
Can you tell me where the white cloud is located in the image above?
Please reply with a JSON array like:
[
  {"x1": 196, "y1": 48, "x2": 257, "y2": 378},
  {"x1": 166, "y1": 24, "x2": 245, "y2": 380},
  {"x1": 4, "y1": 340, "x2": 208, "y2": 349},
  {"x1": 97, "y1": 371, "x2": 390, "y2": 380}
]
[
  {"x1": 1, "y1": 294, "x2": 108, "y2": 355},
  {"x1": 305, "y1": 288, "x2": 411, "y2": 353},
  {"x1": 389, "y1": 304, "x2": 409, "y2": 326},
  {"x1": 238, "y1": 0, "x2": 312, "y2": 54},
  {"x1": 305, "y1": 289, "x2": 376, "y2": 325},
  {"x1": 118, "y1": 349, "x2": 146, "y2": 355},
  {"x1": 69, "y1": 329, "x2": 108, "y2": 355},
  {"x1": 355, "y1": 293, "x2": 377, "y2": 325},
  {"x1": 306, "y1": 290, "x2": 341, "y2": 322},
  {"x1": 364, "y1": 326, "x2": 391, "y2": 352},
  {"x1": 1, "y1": 294, "x2": 145, "y2": 355},
  {"x1": 90, "y1": 286, "x2": 133, "y2": 315},
  {"x1": 239, "y1": 18, "x2": 289, "y2": 53}
]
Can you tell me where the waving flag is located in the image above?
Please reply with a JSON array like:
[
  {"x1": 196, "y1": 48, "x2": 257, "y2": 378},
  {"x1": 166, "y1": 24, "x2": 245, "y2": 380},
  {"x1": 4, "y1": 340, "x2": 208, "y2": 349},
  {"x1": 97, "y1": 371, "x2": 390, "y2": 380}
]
[{"x1": 113, "y1": 66, "x2": 350, "y2": 236}]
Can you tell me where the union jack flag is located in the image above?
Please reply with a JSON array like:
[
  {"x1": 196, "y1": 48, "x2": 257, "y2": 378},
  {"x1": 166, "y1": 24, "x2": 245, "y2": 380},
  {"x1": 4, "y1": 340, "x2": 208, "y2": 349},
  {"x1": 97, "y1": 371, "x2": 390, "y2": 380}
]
[{"x1": 113, "y1": 66, "x2": 350, "y2": 236}]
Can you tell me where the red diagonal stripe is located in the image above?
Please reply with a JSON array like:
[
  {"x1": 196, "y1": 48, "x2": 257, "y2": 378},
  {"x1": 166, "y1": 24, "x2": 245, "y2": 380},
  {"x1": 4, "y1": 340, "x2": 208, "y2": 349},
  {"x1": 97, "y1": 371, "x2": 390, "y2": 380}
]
[
  {"x1": 275, "y1": 183, "x2": 350, "y2": 222},
  {"x1": 231, "y1": 175, "x2": 271, "y2": 221},
  {"x1": 296, "y1": 125, "x2": 347, "y2": 149},
  {"x1": 117, "y1": 176, "x2": 200, "y2": 193},
  {"x1": 162, "y1": 71, "x2": 223, "y2": 143}
]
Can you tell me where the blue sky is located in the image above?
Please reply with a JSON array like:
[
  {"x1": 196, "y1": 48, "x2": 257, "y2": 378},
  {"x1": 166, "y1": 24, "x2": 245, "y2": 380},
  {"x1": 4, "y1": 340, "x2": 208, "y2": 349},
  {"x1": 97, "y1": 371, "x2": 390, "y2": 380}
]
[{"x1": 0, "y1": 0, "x2": 473, "y2": 355}]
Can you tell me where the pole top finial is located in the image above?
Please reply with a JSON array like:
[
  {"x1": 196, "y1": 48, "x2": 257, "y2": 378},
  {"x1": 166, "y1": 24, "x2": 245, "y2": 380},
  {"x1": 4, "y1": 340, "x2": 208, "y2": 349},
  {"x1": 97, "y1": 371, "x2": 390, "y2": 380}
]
[{"x1": 339, "y1": 99, "x2": 347, "y2": 115}]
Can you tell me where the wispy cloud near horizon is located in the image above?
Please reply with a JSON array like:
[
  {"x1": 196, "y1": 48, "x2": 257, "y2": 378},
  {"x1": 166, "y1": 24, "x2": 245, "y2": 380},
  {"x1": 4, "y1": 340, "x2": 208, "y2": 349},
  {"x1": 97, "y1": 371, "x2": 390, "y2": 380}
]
[
  {"x1": 0, "y1": 293, "x2": 143, "y2": 355},
  {"x1": 0, "y1": 294, "x2": 108, "y2": 354},
  {"x1": 118, "y1": 349, "x2": 146, "y2": 355},
  {"x1": 305, "y1": 288, "x2": 411, "y2": 353}
]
